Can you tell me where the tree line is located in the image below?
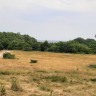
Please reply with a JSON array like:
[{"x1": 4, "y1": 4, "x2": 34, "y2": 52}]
[{"x1": 0, "y1": 32, "x2": 96, "y2": 54}]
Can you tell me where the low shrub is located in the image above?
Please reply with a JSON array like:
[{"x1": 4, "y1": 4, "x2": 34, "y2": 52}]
[
  {"x1": 30, "y1": 59, "x2": 38, "y2": 63},
  {"x1": 90, "y1": 78, "x2": 96, "y2": 82},
  {"x1": 88, "y1": 64, "x2": 96, "y2": 68},
  {"x1": 3, "y1": 52, "x2": 15, "y2": 59}
]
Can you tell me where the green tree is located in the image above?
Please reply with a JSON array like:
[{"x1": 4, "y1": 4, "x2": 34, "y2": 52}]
[
  {"x1": 1, "y1": 38, "x2": 9, "y2": 49},
  {"x1": 90, "y1": 43, "x2": 96, "y2": 53},
  {"x1": 48, "y1": 44, "x2": 59, "y2": 52},
  {"x1": 74, "y1": 37, "x2": 85, "y2": 44},
  {"x1": 8, "y1": 41, "x2": 19, "y2": 50},
  {"x1": 40, "y1": 41, "x2": 49, "y2": 51},
  {"x1": 23, "y1": 43, "x2": 32, "y2": 51},
  {"x1": 0, "y1": 42, "x2": 3, "y2": 50},
  {"x1": 70, "y1": 43, "x2": 90, "y2": 54}
]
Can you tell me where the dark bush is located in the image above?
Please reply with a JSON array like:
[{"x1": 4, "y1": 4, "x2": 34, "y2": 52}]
[
  {"x1": 90, "y1": 78, "x2": 96, "y2": 82},
  {"x1": 3, "y1": 52, "x2": 15, "y2": 59},
  {"x1": 30, "y1": 59, "x2": 38, "y2": 63},
  {"x1": 88, "y1": 64, "x2": 96, "y2": 68}
]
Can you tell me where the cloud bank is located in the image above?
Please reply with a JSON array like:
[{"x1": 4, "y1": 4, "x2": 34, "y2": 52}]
[{"x1": 0, "y1": 0, "x2": 96, "y2": 40}]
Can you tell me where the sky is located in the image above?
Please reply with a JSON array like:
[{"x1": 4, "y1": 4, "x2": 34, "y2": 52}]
[{"x1": 0, "y1": 0, "x2": 96, "y2": 41}]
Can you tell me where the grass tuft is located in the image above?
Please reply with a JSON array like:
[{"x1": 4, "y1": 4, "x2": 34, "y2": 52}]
[
  {"x1": 37, "y1": 70, "x2": 48, "y2": 73},
  {"x1": 43, "y1": 76, "x2": 68, "y2": 83},
  {"x1": 39, "y1": 84, "x2": 51, "y2": 92},
  {"x1": 11, "y1": 77, "x2": 23, "y2": 92},
  {"x1": 0, "y1": 71, "x2": 11, "y2": 75},
  {"x1": 0, "y1": 83, "x2": 6, "y2": 96}
]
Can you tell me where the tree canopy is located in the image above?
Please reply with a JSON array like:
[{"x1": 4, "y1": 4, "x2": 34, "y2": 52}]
[{"x1": 0, "y1": 32, "x2": 96, "y2": 54}]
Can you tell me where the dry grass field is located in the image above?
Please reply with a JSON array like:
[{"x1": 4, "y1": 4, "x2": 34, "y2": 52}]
[{"x1": 0, "y1": 50, "x2": 96, "y2": 96}]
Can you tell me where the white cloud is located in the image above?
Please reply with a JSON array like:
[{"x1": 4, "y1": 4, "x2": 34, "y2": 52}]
[
  {"x1": 0, "y1": 0, "x2": 96, "y2": 40},
  {"x1": 0, "y1": 0, "x2": 96, "y2": 13},
  {"x1": 34, "y1": 0, "x2": 96, "y2": 12}
]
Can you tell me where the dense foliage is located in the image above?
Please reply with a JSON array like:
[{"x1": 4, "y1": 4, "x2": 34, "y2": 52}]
[
  {"x1": 0, "y1": 32, "x2": 38, "y2": 51},
  {"x1": 0, "y1": 32, "x2": 96, "y2": 54}
]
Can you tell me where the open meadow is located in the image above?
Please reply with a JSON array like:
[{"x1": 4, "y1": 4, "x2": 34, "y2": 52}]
[{"x1": 0, "y1": 50, "x2": 96, "y2": 96}]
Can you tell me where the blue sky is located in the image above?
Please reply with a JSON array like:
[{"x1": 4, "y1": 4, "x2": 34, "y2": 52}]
[{"x1": 0, "y1": 0, "x2": 96, "y2": 41}]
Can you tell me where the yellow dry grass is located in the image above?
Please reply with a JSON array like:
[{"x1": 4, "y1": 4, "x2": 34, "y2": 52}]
[
  {"x1": 1, "y1": 50, "x2": 96, "y2": 71},
  {"x1": 0, "y1": 50, "x2": 96, "y2": 96}
]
